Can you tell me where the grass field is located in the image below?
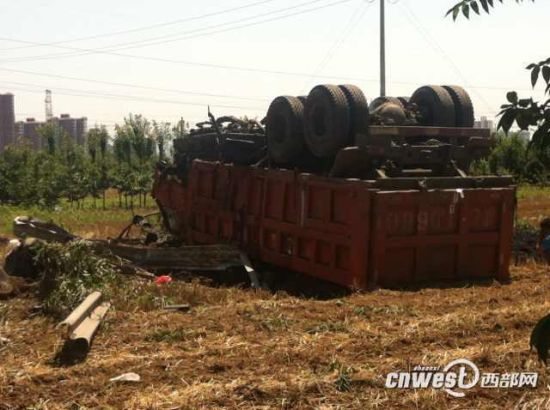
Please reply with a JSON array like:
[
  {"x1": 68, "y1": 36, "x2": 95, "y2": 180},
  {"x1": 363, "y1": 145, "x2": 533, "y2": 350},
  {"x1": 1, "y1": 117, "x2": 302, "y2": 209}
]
[
  {"x1": 0, "y1": 186, "x2": 549, "y2": 409},
  {"x1": 0, "y1": 192, "x2": 157, "y2": 239}
]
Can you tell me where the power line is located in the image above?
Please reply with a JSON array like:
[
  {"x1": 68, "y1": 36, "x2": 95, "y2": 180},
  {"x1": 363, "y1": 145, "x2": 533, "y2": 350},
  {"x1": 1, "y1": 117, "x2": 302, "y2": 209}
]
[
  {"x1": 0, "y1": 0, "x2": 280, "y2": 51},
  {"x1": 0, "y1": 81, "x2": 267, "y2": 112},
  {"x1": 0, "y1": 0, "x2": 353, "y2": 64},
  {"x1": 74, "y1": 0, "x2": 327, "y2": 54},
  {"x1": 0, "y1": 67, "x2": 269, "y2": 102},
  {"x1": 398, "y1": 1, "x2": 493, "y2": 112},
  {"x1": 301, "y1": 0, "x2": 372, "y2": 92},
  {"x1": 0, "y1": 64, "x2": 532, "y2": 104}
]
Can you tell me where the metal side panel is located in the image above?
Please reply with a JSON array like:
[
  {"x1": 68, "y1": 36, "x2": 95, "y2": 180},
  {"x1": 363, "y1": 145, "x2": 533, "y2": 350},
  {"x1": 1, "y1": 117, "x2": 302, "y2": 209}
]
[{"x1": 369, "y1": 187, "x2": 515, "y2": 287}]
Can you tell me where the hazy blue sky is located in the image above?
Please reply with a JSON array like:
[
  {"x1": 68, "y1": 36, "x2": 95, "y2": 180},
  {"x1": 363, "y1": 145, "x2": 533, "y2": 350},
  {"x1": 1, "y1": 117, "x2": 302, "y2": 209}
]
[{"x1": 0, "y1": 0, "x2": 547, "y2": 131}]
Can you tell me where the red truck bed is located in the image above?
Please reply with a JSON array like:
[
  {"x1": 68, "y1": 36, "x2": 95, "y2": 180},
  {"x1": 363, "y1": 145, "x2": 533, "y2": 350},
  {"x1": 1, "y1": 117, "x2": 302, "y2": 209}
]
[{"x1": 153, "y1": 159, "x2": 515, "y2": 289}]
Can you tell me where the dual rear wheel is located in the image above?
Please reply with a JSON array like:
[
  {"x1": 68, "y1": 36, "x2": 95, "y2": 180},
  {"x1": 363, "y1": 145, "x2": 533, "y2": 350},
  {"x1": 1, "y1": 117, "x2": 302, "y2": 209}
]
[
  {"x1": 410, "y1": 85, "x2": 474, "y2": 128},
  {"x1": 266, "y1": 84, "x2": 369, "y2": 164},
  {"x1": 266, "y1": 84, "x2": 475, "y2": 166}
]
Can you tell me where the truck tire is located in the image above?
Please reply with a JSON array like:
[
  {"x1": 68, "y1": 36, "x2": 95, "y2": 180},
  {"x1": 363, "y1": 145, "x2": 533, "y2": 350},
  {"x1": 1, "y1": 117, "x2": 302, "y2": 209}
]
[
  {"x1": 442, "y1": 85, "x2": 474, "y2": 128},
  {"x1": 304, "y1": 84, "x2": 350, "y2": 158},
  {"x1": 338, "y1": 84, "x2": 369, "y2": 139},
  {"x1": 410, "y1": 85, "x2": 455, "y2": 127},
  {"x1": 266, "y1": 96, "x2": 306, "y2": 165}
]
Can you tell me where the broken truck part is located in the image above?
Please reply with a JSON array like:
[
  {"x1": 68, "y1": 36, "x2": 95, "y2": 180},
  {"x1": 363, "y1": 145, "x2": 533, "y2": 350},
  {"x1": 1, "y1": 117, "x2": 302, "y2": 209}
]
[
  {"x1": 58, "y1": 291, "x2": 110, "y2": 353},
  {"x1": 12, "y1": 216, "x2": 243, "y2": 272}
]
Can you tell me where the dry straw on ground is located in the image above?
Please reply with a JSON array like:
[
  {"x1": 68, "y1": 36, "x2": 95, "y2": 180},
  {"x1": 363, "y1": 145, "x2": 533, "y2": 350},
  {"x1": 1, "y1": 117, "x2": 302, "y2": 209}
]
[
  {"x1": 0, "y1": 261, "x2": 549, "y2": 409},
  {"x1": 0, "y1": 192, "x2": 549, "y2": 409}
]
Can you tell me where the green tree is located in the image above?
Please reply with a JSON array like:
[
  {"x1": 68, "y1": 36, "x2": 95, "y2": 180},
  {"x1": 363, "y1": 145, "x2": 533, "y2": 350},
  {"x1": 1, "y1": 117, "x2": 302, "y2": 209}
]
[
  {"x1": 87, "y1": 126, "x2": 111, "y2": 209},
  {"x1": 37, "y1": 123, "x2": 59, "y2": 155},
  {"x1": 153, "y1": 121, "x2": 173, "y2": 161},
  {"x1": 445, "y1": 0, "x2": 549, "y2": 154},
  {"x1": 113, "y1": 114, "x2": 158, "y2": 208},
  {"x1": 470, "y1": 132, "x2": 548, "y2": 184}
]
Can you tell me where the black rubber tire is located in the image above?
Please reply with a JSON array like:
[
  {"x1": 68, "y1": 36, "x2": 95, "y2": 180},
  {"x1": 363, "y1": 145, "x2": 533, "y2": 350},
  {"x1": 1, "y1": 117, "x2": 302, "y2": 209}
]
[
  {"x1": 338, "y1": 84, "x2": 369, "y2": 140},
  {"x1": 297, "y1": 95, "x2": 308, "y2": 106},
  {"x1": 442, "y1": 85, "x2": 474, "y2": 128},
  {"x1": 304, "y1": 84, "x2": 350, "y2": 158},
  {"x1": 266, "y1": 96, "x2": 306, "y2": 165},
  {"x1": 410, "y1": 85, "x2": 455, "y2": 127},
  {"x1": 369, "y1": 96, "x2": 404, "y2": 111}
]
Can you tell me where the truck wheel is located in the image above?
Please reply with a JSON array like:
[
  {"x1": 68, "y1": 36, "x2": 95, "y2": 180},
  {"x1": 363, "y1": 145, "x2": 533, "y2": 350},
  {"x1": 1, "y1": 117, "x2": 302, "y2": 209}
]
[
  {"x1": 442, "y1": 85, "x2": 474, "y2": 128},
  {"x1": 304, "y1": 84, "x2": 350, "y2": 158},
  {"x1": 266, "y1": 96, "x2": 305, "y2": 165},
  {"x1": 338, "y1": 84, "x2": 369, "y2": 140},
  {"x1": 410, "y1": 85, "x2": 455, "y2": 127}
]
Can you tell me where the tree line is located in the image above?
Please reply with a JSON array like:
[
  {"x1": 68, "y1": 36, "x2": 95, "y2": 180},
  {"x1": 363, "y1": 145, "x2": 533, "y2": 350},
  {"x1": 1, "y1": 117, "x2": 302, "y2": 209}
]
[
  {"x1": 0, "y1": 114, "x2": 189, "y2": 209},
  {"x1": 0, "y1": 113, "x2": 547, "y2": 210},
  {"x1": 470, "y1": 131, "x2": 549, "y2": 184}
]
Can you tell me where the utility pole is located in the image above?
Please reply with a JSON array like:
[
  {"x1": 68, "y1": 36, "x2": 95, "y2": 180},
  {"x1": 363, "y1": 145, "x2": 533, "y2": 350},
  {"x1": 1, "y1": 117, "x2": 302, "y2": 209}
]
[{"x1": 380, "y1": 0, "x2": 386, "y2": 97}]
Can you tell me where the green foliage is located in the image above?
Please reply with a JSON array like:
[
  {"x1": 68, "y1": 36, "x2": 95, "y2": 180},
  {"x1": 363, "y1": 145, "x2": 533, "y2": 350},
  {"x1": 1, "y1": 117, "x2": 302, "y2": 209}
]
[
  {"x1": 34, "y1": 240, "x2": 120, "y2": 318},
  {"x1": 446, "y1": 0, "x2": 534, "y2": 21},
  {"x1": 0, "y1": 113, "x2": 175, "y2": 209},
  {"x1": 469, "y1": 132, "x2": 549, "y2": 183},
  {"x1": 446, "y1": 0, "x2": 548, "y2": 168},
  {"x1": 498, "y1": 59, "x2": 550, "y2": 151}
]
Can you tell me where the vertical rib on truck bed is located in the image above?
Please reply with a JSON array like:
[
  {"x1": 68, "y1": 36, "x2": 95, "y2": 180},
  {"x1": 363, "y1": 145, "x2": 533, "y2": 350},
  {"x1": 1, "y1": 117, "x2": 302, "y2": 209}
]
[{"x1": 153, "y1": 161, "x2": 515, "y2": 289}]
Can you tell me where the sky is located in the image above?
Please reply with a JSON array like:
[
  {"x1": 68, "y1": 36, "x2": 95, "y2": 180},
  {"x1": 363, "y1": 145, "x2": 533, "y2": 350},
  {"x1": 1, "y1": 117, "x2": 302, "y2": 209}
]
[{"x1": 0, "y1": 0, "x2": 547, "y2": 132}]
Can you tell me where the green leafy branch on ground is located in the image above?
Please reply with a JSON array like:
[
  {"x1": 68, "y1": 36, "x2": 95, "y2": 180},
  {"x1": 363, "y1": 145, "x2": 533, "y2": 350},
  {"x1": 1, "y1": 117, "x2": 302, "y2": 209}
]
[{"x1": 33, "y1": 241, "x2": 120, "y2": 318}]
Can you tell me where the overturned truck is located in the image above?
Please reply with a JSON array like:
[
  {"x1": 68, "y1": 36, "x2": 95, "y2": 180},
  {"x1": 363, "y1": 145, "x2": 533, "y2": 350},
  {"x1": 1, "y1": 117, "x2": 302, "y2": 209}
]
[{"x1": 153, "y1": 84, "x2": 515, "y2": 289}]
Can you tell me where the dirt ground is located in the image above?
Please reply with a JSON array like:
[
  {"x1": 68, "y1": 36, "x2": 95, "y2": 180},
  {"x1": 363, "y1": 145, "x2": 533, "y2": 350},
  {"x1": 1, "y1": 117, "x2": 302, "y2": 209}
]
[{"x1": 0, "y1": 193, "x2": 549, "y2": 409}]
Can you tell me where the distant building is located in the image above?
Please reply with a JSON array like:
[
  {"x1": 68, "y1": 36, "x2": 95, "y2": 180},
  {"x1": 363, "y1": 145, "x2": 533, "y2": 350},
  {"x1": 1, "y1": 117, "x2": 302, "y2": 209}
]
[
  {"x1": 57, "y1": 114, "x2": 77, "y2": 141},
  {"x1": 474, "y1": 116, "x2": 494, "y2": 130},
  {"x1": 16, "y1": 118, "x2": 46, "y2": 150},
  {"x1": 76, "y1": 117, "x2": 88, "y2": 146},
  {"x1": 1, "y1": 92, "x2": 89, "y2": 150},
  {"x1": 55, "y1": 114, "x2": 87, "y2": 145},
  {"x1": 0, "y1": 93, "x2": 15, "y2": 151}
]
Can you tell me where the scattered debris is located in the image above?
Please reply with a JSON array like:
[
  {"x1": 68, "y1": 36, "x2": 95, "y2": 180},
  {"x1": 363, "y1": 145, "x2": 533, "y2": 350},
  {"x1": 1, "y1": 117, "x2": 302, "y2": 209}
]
[
  {"x1": 163, "y1": 304, "x2": 191, "y2": 312},
  {"x1": 58, "y1": 291, "x2": 110, "y2": 357},
  {"x1": 10, "y1": 215, "x2": 263, "y2": 288},
  {"x1": 109, "y1": 372, "x2": 141, "y2": 383},
  {"x1": 12, "y1": 216, "x2": 243, "y2": 272},
  {"x1": 4, "y1": 238, "x2": 42, "y2": 280},
  {"x1": 240, "y1": 252, "x2": 261, "y2": 289},
  {"x1": 13, "y1": 215, "x2": 75, "y2": 243},
  {"x1": 155, "y1": 275, "x2": 172, "y2": 285}
]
